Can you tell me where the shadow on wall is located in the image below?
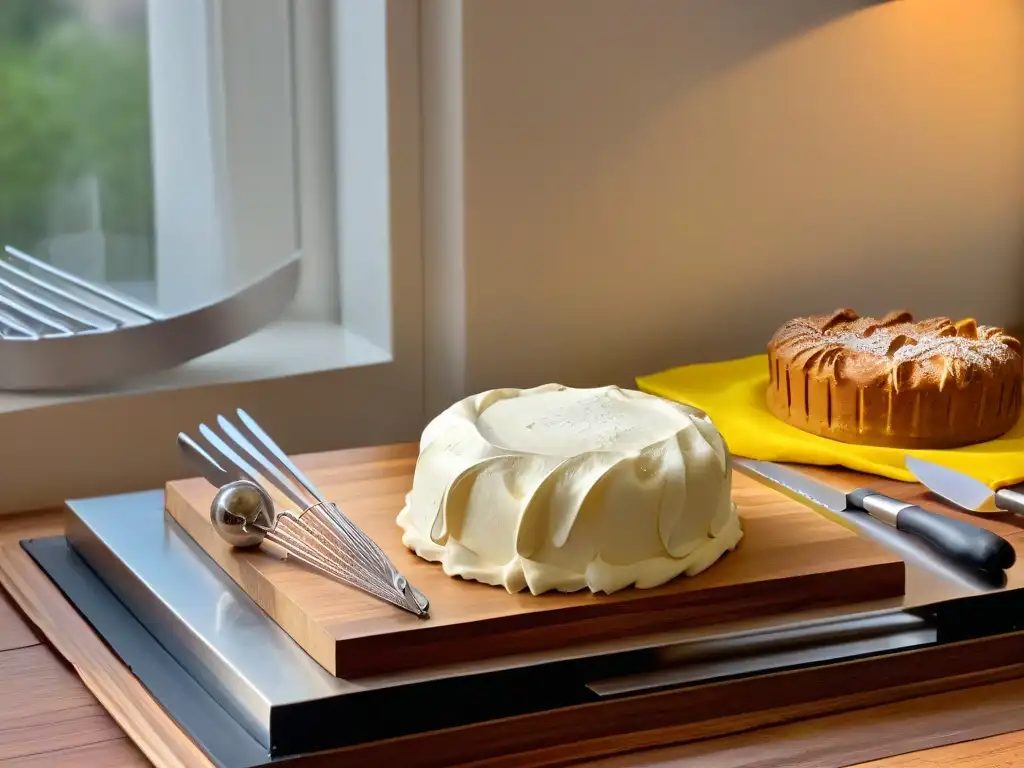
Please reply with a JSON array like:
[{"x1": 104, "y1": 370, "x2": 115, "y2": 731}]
[
  {"x1": 464, "y1": 0, "x2": 892, "y2": 385},
  {"x1": 466, "y1": 0, "x2": 876, "y2": 184},
  {"x1": 460, "y1": 0, "x2": 1024, "y2": 390}
]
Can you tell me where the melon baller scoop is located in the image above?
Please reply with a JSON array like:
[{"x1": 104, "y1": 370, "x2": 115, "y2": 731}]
[{"x1": 177, "y1": 408, "x2": 429, "y2": 618}]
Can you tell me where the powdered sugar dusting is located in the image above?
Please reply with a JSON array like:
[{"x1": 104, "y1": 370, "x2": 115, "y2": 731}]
[
  {"x1": 773, "y1": 311, "x2": 1019, "y2": 371},
  {"x1": 828, "y1": 327, "x2": 1014, "y2": 366}
]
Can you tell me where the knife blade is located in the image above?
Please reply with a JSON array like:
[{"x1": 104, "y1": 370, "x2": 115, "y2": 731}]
[
  {"x1": 733, "y1": 458, "x2": 1016, "y2": 573},
  {"x1": 905, "y1": 456, "x2": 1024, "y2": 516}
]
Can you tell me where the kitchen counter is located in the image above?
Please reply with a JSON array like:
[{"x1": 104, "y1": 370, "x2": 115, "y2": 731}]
[{"x1": 4, "y1": 474, "x2": 1024, "y2": 767}]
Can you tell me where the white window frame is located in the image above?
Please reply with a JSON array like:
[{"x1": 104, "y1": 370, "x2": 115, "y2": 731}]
[
  {"x1": 150, "y1": 0, "x2": 334, "y2": 320},
  {"x1": 0, "y1": 0, "x2": 425, "y2": 514}
]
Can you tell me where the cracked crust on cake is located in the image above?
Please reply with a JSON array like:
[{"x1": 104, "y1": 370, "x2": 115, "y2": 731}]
[{"x1": 766, "y1": 309, "x2": 1023, "y2": 448}]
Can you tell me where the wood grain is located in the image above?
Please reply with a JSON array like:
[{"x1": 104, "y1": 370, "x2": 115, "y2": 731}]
[
  {"x1": 0, "y1": 591, "x2": 37, "y2": 651},
  {"x1": 862, "y1": 732, "x2": 1024, "y2": 767},
  {"x1": 8, "y1": 738, "x2": 149, "y2": 767},
  {"x1": 165, "y1": 445, "x2": 905, "y2": 677},
  {"x1": 0, "y1": 532, "x2": 148, "y2": 767},
  {"x1": 0, "y1": 542, "x2": 211, "y2": 768},
  {"x1": 0, "y1": 645, "x2": 125, "y2": 761},
  {"x1": 0, "y1": 508, "x2": 64, "y2": 544}
]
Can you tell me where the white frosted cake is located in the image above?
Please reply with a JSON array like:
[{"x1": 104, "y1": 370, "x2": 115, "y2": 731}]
[{"x1": 396, "y1": 384, "x2": 742, "y2": 595}]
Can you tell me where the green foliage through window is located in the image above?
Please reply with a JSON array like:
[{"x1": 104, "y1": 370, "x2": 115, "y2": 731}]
[{"x1": 0, "y1": 0, "x2": 154, "y2": 282}]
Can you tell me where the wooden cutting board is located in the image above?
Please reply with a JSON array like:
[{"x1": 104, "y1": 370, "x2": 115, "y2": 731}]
[{"x1": 164, "y1": 443, "x2": 905, "y2": 678}]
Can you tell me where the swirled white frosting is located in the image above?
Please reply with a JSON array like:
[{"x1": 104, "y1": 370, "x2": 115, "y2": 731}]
[{"x1": 396, "y1": 384, "x2": 742, "y2": 595}]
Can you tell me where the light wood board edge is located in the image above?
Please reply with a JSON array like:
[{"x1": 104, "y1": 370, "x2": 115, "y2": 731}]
[{"x1": 0, "y1": 541, "x2": 213, "y2": 768}]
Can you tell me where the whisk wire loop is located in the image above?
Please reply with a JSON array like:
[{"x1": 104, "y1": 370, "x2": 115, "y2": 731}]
[{"x1": 181, "y1": 409, "x2": 429, "y2": 617}]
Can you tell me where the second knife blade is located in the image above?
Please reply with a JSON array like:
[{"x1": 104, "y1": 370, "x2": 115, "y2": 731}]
[{"x1": 905, "y1": 456, "x2": 1024, "y2": 516}]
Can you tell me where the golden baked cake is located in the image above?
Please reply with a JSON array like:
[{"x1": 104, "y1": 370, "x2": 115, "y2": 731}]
[{"x1": 766, "y1": 309, "x2": 1023, "y2": 448}]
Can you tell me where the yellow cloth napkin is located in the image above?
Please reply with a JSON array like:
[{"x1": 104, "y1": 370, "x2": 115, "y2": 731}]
[{"x1": 636, "y1": 354, "x2": 1024, "y2": 489}]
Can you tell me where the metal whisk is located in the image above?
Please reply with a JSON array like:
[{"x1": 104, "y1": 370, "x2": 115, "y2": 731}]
[{"x1": 177, "y1": 408, "x2": 429, "y2": 617}]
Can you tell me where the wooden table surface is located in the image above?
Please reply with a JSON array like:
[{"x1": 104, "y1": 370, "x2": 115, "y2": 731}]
[
  {"x1": 0, "y1": 583, "x2": 147, "y2": 765},
  {"x1": 5, "y1": 470, "x2": 1024, "y2": 767}
]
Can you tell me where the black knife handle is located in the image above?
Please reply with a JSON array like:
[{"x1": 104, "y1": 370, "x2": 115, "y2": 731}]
[{"x1": 849, "y1": 488, "x2": 1016, "y2": 572}]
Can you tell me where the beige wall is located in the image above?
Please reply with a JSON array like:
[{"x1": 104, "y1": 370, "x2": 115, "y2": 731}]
[
  {"x1": 4, "y1": 0, "x2": 1022, "y2": 514},
  {"x1": 425, "y1": 0, "x2": 1024, "y2": 411}
]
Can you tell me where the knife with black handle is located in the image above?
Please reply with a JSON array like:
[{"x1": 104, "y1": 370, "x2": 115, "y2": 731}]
[
  {"x1": 733, "y1": 458, "x2": 1016, "y2": 573},
  {"x1": 846, "y1": 487, "x2": 1016, "y2": 572}
]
